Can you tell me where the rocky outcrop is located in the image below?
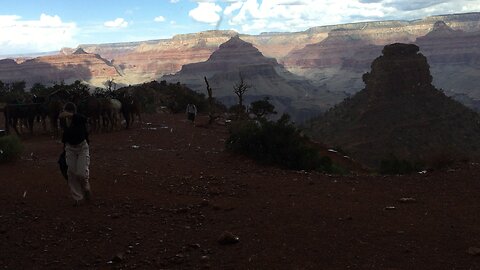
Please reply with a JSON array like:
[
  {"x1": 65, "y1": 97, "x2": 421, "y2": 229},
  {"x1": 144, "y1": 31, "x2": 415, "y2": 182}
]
[
  {"x1": 163, "y1": 36, "x2": 345, "y2": 121},
  {"x1": 308, "y1": 43, "x2": 480, "y2": 168},
  {"x1": 0, "y1": 52, "x2": 120, "y2": 87}
]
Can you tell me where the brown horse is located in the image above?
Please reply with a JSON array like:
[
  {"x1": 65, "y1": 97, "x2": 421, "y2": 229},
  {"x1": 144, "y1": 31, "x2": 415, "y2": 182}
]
[
  {"x1": 4, "y1": 103, "x2": 39, "y2": 135},
  {"x1": 77, "y1": 96, "x2": 101, "y2": 133},
  {"x1": 118, "y1": 94, "x2": 142, "y2": 129}
]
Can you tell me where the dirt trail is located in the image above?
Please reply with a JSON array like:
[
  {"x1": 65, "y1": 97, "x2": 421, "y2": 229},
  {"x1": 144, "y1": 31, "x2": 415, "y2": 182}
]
[{"x1": 1, "y1": 113, "x2": 480, "y2": 269}]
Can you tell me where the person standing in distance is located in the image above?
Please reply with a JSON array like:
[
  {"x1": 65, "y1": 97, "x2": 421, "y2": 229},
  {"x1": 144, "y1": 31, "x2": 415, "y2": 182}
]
[
  {"x1": 186, "y1": 103, "x2": 197, "y2": 126},
  {"x1": 59, "y1": 102, "x2": 91, "y2": 205}
]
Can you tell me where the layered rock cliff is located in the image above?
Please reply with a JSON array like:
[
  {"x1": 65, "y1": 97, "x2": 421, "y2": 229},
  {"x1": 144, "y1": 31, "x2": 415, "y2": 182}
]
[
  {"x1": 307, "y1": 43, "x2": 480, "y2": 168},
  {"x1": 78, "y1": 12, "x2": 480, "y2": 85}
]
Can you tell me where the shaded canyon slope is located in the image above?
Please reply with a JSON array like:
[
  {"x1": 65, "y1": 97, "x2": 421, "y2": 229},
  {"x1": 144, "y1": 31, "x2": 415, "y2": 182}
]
[
  {"x1": 163, "y1": 36, "x2": 346, "y2": 122},
  {"x1": 307, "y1": 43, "x2": 480, "y2": 169},
  {"x1": 0, "y1": 48, "x2": 120, "y2": 87}
]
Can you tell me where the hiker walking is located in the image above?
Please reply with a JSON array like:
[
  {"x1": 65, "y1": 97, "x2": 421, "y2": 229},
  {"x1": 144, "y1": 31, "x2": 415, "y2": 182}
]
[
  {"x1": 59, "y1": 102, "x2": 91, "y2": 205},
  {"x1": 186, "y1": 103, "x2": 197, "y2": 126}
]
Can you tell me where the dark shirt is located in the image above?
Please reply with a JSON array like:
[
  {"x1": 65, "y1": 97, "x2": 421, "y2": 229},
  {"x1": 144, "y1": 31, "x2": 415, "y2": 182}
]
[{"x1": 61, "y1": 114, "x2": 89, "y2": 145}]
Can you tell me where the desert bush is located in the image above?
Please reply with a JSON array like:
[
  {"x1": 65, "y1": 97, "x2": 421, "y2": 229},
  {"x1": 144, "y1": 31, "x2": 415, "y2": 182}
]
[
  {"x1": 0, "y1": 135, "x2": 23, "y2": 163},
  {"x1": 249, "y1": 97, "x2": 276, "y2": 119},
  {"x1": 226, "y1": 114, "x2": 335, "y2": 172},
  {"x1": 228, "y1": 104, "x2": 247, "y2": 120}
]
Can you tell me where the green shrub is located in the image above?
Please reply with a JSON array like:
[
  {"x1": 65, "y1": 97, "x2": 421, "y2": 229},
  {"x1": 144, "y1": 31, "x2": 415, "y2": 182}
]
[
  {"x1": 226, "y1": 114, "x2": 334, "y2": 172},
  {"x1": 0, "y1": 135, "x2": 23, "y2": 163}
]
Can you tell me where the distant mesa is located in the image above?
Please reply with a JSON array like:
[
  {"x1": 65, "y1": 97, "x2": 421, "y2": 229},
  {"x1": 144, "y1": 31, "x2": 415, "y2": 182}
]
[{"x1": 308, "y1": 43, "x2": 480, "y2": 168}]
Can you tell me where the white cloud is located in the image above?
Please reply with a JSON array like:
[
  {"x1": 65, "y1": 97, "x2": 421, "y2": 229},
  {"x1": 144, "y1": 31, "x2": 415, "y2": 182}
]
[
  {"x1": 154, "y1": 16, "x2": 166, "y2": 22},
  {"x1": 224, "y1": 1, "x2": 244, "y2": 15},
  {"x1": 195, "y1": 0, "x2": 480, "y2": 34},
  {"x1": 0, "y1": 14, "x2": 77, "y2": 54},
  {"x1": 104, "y1": 18, "x2": 128, "y2": 28},
  {"x1": 189, "y1": 2, "x2": 223, "y2": 25},
  {"x1": 170, "y1": 0, "x2": 180, "y2": 3}
]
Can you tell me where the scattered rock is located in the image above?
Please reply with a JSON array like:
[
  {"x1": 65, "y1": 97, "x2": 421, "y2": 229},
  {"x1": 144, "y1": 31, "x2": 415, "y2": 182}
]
[
  {"x1": 218, "y1": 231, "x2": 240, "y2": 245},
  {"x1": 398, "y1": 197, "x2": 416, "y2": 203},
  {"x1": 189, "y1": 243, "x2": 201, "y2": 249},
  {"x1": 169, "y1": 253, "x2": 186, "y2": 265},
  {"x1": 467, "y1": 247, "x2": 480, "y2": 256}
]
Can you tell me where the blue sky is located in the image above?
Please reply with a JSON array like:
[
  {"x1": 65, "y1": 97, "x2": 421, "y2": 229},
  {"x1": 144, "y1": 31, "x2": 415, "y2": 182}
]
[{"x1": 1, "y1": 0, "x2": 479, "y2": 55}]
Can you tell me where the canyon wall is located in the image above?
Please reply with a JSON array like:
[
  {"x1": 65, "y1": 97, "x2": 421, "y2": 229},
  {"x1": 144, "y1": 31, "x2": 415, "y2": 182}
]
[{"x1": 0, "y1": 12, "x2": 478, "y2": 112}]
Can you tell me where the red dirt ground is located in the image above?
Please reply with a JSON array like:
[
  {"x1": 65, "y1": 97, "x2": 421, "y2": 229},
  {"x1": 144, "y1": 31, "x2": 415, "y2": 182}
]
[{"x1": 1, "y1": 113, "x2": 480, "y2": 269}]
